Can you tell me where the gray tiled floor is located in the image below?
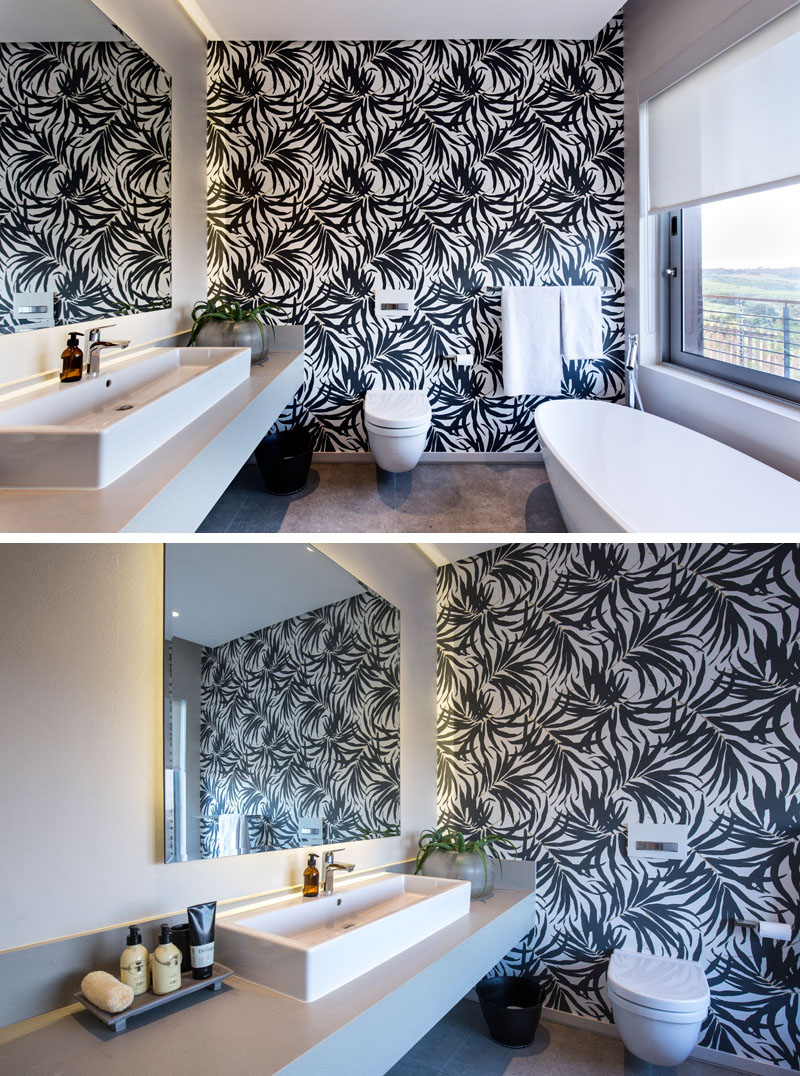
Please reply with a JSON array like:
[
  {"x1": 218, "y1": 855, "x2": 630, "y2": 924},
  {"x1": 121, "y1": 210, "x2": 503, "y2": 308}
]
[
  {"x1": 387, "y1": 1000, "x2": 722, "y2": 1076},
  {"x1": 197, "y1": 462, "x2": 566, "y2": 533}
]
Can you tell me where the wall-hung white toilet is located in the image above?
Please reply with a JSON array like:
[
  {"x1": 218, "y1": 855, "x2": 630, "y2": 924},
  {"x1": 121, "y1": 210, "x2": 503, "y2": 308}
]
[
  {"x1": 363, "y1": 389, "x2": 432, "y2": 473},
  {"x1": 607, "y1": 950, "x2": 710, "y2": 1067}
]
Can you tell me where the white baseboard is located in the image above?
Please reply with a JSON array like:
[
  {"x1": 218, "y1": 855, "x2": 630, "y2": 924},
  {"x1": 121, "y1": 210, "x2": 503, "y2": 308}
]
[
  {"x1": 311, "y1": 451, "x2": 544, "y2": 464},
  {"x1": 541, "y1": 1006, "x2": 790, "y2": 1075}
]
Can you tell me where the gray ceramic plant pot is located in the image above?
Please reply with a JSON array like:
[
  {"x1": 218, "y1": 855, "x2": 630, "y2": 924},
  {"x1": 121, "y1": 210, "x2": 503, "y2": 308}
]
[
  {"x1": 420, "y1": 850, "x2": 495, "y2": 900},
  {"x1": 192, "y1": 319, "x2": 270, "y2": 364}
]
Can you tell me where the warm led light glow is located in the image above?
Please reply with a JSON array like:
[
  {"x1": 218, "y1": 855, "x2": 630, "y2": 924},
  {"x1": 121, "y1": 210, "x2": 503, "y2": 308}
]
[
  {"x1": 225, "y1": 869, "x2": 382, "y2": 918},
  {"x1": 172, "y1": 0, "x2": 221, "y2": 39}
]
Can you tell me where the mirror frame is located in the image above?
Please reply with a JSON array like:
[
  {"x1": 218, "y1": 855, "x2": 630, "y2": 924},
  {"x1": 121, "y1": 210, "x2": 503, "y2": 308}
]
[{"x1": 161, "y1": 544, "x2": 401, "y2": 864}]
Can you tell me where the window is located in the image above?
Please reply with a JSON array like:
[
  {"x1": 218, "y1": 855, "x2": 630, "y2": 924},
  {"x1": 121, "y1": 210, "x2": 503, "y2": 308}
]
[
  {"x1": 645, "y1": 4, "x2": 800, "y2": 402},
  {"x1": 664, "y1": 184, "x2": 800, "y2": 402}
]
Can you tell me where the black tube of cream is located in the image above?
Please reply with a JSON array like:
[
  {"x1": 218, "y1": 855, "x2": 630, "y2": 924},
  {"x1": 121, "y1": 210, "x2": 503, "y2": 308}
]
[{"x1": 187, "y1": 901, "x2": 217, "y2": 980}]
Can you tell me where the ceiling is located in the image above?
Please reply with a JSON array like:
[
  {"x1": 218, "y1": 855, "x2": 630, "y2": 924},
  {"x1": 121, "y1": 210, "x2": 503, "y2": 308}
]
[
  {"x1": 1, "y1": 0, "x2": 125, "y2": 42},
  {"x1": 166, "y1": 543, "x2": 508, "y2": 644},
  {"x1": 417, "y1": 542, "x2": 506, "y2": 567},
  {"x1": 165, "y1": 544, "x2": 368, "y2": 648},
  {"x1": 178, "y1": 0, "x2": 622, "y2": 42}
]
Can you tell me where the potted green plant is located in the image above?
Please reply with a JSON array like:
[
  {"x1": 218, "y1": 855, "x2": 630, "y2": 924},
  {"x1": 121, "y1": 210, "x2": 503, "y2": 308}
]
[
  {"x1": 414, "y1": 827, "x2": 511, "y2": 900},
  {"x1": 188, "y1": 296, "x2": 284, "y2": 365}
]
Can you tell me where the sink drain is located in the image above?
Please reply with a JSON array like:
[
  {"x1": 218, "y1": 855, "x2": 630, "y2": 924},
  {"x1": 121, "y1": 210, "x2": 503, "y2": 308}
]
[{"x1": 115, "y1": 403, "x2": 134, "y2": 411}]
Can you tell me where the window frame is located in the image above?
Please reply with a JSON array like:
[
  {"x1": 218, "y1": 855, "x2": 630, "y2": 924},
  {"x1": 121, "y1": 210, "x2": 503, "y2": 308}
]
[{"x1": 662, "y1": 206, "x2": 800, "y2": 406}]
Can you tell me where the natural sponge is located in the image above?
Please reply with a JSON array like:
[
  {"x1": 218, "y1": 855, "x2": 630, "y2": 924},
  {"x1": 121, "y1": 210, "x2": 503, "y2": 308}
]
[{"x1": 81, "y1": 970, "x2": 134, "y2": 1013}]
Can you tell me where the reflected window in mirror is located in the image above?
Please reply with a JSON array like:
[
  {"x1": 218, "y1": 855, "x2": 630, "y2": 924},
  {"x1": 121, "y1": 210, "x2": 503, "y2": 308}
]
[
  {"x1": 164, "y1": 545, "x2": 401, "y2": 863},
  {"x1": 0, "y1": 0, "x2": 171, "y2": 334}
]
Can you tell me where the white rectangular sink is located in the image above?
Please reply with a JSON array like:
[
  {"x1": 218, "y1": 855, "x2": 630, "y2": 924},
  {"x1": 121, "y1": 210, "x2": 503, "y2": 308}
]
[
  {"x1": 0, "y1": 346, "x2": 251, "y2": 489},
  {"x1": 216, "y1": 872, "x2": 471, "y2": 1002}
]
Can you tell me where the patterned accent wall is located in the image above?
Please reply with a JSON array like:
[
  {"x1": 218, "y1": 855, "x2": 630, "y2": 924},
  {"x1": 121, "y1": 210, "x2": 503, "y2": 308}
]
[
  {"x1": 200, "y1": 590, "x2": 400, "y2": 853},
  {"x1": 207, "y1": 23, "x2": 624, "y2": 452},
  {"x1": 0, "y1": 41, "x2": 171, "y2": 332},
  {"x1": 437, "y1": 544, "x2": 800, "y2": 1069}
]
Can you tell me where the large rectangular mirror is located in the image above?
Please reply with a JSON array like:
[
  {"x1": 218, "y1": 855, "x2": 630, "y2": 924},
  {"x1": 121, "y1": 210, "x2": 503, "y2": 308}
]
[
  {"x1": 163, "y1": 545, "x2": 401, "y2": 863},
  {"x1": 0, "y1": 0, "x2": 171, "y2": 334}
]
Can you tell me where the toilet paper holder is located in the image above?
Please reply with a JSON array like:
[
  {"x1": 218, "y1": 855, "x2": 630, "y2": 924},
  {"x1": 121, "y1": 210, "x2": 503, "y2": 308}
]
[{"x1": 734, "y1": 918, "x2": 793, "y2": 941}]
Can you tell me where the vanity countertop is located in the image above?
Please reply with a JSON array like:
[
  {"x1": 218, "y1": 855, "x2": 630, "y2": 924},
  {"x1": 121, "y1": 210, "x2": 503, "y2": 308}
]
[
  {"x1": 0, "y1": 348, "x2": 304, "y2": 533},
  {"x1": 0, "y1": 886, "x2": 535, "y2": 1076}
]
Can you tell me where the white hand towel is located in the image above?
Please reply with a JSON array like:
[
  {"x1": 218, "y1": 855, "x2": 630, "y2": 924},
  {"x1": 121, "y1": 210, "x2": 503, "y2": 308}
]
[
  {"x1": 236, "y1": 814, "x2": 251, "y2": 854},
  {"x1": 501, "y1": 286, "x2": 562, "y2": 397},
  {"x1": 217, "y1": 813, "x2": 248, "y2": 856},
  {"x1": 560, "y1": 286, "x2": 603, "y2": 361}
]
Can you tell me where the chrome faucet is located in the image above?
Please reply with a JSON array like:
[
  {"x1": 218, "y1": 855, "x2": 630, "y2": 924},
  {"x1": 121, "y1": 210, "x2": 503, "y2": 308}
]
[
  {"x1": 323, "y1": 849, "x2": 355, "y2": 895},
  {"x1": 86, "y1": 325, "x2": 131, "y2": 378},
  {"x1": 625, "y1": 332, "x2": 643, "y2": 410}
]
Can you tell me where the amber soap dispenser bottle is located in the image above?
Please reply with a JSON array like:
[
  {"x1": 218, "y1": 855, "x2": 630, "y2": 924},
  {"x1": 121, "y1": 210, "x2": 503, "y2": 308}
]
[
  {"x1": 303, "y1": 853, "x2": 319, "y2": 897},
  {"x1": 60, "y1": 331, "x2": 83, "y2": 383}
]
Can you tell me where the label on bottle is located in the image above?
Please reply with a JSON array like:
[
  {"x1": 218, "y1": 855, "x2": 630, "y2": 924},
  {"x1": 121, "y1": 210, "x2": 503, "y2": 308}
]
[
  {"x1": 153, "y1": 947, "x2": 182, "y2": 994},
  {"x1": 120, "y1": 956, "x2": 148, "y2": 995},
  {"x1": 190, "y1": 941, "x2": 214, "y2": 968},
  {"x1": 165, "y1": 961, "x2": 181, "y2": 992}
]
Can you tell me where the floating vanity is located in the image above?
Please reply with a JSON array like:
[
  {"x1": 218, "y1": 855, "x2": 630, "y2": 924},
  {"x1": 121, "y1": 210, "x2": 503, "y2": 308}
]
[
  {"x1": 0, "y1": 326, "x2": 304, "y2": 532},
  {"x1": 0, "y1": 878, "x2": 535, "y2": 1076}
]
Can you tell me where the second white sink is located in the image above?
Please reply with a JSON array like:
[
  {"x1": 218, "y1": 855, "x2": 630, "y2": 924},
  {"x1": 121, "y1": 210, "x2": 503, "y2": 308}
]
[
  {"x1": 216, "y1": 872, "x2": 471, "y2": 1002},
  {"x1": 0, "y1": 346, "x2": 251, "y2": 489}
]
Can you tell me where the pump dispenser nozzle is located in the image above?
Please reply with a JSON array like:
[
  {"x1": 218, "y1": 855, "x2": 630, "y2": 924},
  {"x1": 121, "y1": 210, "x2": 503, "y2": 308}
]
[{"x1": 126, "y1": 925, "x2": 142, "y2": 946}]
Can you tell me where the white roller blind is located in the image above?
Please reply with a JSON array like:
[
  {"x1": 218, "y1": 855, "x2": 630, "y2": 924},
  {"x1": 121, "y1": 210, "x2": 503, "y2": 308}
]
[{"x1": 647, "y1": 4, "x2": 800, "y2": 214}]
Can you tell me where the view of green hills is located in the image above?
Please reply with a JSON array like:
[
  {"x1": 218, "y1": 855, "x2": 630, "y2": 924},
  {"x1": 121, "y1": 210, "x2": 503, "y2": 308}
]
[
  {"x1": 703, "y1": 266, "x2": 800, "y2": 301},
  {"x1": 699, "y1": 267, "x2": 799, "y2": 378}
]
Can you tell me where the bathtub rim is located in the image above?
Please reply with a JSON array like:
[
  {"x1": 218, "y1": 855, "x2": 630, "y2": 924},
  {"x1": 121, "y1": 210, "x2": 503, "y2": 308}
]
[
  {"x1": 536, "y1": 399, "x2": 633, "y2": 532},
  {"x1": 535, "y1": 397, "x2": 800, "y2": 534}
]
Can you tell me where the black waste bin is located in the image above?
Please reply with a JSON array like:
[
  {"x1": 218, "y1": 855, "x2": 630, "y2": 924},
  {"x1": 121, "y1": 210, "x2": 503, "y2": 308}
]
[
  {"x1": 475, "y1": 975, "x2": 543, "y2": 1049},
  {"x1": 254, "y1": 428, "x2": 313, "y2": 495}
]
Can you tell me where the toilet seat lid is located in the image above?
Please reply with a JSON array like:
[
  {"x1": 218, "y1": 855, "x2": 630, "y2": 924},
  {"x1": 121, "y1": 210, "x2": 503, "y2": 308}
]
[
  {"x1": 608, "y1": 951, "x2": 710, "y2": 1013},
  {"x1": 364, "y1": 389, "x2": 431, "y2": 429}
]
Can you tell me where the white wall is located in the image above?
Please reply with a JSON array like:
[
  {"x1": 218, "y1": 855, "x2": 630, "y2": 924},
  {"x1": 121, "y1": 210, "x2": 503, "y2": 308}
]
[
  {"x1": 0, "y1": 0, "x2": 207, "y2": 389},
  {"x1": 0, "y1": 543, "x2": 437, "y2": 951},
  {"x1": 624, "y1": 0, "x2": 800, "y2": 480}
]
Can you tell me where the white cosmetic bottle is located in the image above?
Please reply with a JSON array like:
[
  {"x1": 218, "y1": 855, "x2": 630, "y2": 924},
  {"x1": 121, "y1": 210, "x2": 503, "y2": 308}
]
[
  {"x1": 119, "y1": 925, "x2": 150, "y2": 995},
  {"x1": 151, "y1": 924, "x2": 182, "y2": 995}
]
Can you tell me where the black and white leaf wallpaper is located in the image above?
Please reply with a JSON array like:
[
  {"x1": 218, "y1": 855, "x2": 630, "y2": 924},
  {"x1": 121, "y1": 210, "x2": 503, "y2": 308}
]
[
  {"x1": 207, "y1": 21, "x2": 624, "y2": 451},
  {"x1": 437, "y1": 543, "x2": 800, "y2": 1069},
  {"x1": 200, "y1": 589, "x2": 400, "y2": 854},
  {"x1": 0, "y1": 41, "x2": 171, "y2": 333}
]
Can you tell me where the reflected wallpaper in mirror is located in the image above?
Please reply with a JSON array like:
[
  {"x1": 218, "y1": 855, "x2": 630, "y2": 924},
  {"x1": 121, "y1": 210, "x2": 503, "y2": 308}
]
[
  {"x1": 164, "y1": 545, "x2": 400, "y2": 863},
  {"x1": 0, "y1": 0, "x2": 171, "y2": 334}
]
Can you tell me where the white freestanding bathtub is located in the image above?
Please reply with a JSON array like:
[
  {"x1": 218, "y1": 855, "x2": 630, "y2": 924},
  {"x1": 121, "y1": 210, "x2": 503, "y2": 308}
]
[{"x1": 537, "y1": 399, "x2": 800, "y2": 533}]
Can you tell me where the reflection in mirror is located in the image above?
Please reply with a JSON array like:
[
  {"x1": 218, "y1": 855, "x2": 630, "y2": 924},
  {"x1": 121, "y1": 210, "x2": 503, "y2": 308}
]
[
  {"x1": 0, "y1": 0, "x2": 171, "y2": 334},
  {"x1": 164, "y1": 545, "x2": 401, "y2": 863}
]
